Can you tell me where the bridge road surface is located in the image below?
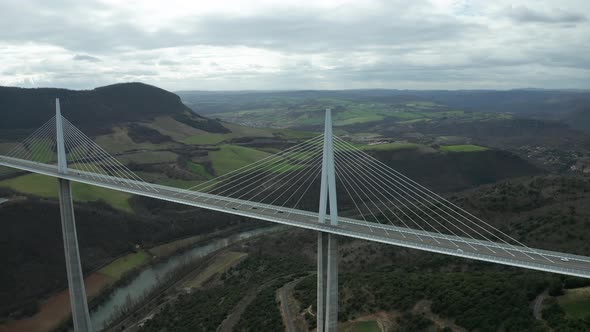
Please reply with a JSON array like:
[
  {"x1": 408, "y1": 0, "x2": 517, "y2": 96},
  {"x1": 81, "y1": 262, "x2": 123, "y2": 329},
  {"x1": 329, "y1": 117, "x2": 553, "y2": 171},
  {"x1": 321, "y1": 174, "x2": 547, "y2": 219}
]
[{"x1": 3, "y1": 155, "x2": 590, "y2": 279}]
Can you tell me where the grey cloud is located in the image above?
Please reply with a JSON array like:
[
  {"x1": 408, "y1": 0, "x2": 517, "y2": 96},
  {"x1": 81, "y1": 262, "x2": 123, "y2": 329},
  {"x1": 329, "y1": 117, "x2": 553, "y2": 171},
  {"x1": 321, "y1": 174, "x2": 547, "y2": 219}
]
[
  {"x1": 115, "y1": 69, "x2": 159, "y2": 76},
  {"x1": 1, "y1": 69, "x2": 16, "y2": 75},
  {"x1": 158, "y1": 59, "x2": 181, "y2": 66},
  {"x1": 165, "y1": 10, "x2": 482, "y2": 54},
  {"x1": 73, "y1": 54, "x2": 101, "y2": 62},
  {"x1": 0, "y1": 0, "x2": 481, "y2": 54},
  {"x1": 506, "y1": 6, "x2": 587, "y2": 23},
  {"x1": 1, "y1": 0, "x2": 589, "y2": 90}
]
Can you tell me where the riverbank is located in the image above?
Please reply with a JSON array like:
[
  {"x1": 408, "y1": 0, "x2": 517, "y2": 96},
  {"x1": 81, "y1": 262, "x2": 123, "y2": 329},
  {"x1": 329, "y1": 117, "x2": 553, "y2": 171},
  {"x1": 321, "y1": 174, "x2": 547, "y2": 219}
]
[
  {"x1": 0, "y1": 224, "x2": 270, "y2": 332},
  {"x1": 115, "y1": 228, "x2": 315, "y2": 332},
  {"x1": 93, "y1": 225, "x2": 284, "y2": 330},
  {"x1": 107, "y1": 251, "x2": 251, "y2": 331}
]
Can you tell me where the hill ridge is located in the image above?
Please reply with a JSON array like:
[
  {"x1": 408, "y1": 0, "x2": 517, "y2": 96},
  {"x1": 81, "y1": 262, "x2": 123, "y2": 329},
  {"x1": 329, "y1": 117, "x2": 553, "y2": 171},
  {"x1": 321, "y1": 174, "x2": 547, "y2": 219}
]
[{"x1": 0, "y1": 82, "x2": 228, "y2": 135}]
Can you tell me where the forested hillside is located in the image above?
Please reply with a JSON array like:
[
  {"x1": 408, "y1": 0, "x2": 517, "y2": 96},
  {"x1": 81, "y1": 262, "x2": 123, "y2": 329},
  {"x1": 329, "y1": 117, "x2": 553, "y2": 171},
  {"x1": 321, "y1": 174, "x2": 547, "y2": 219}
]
[{"x1": 0, "y1": 83, "x2": 228, "y2": 135}]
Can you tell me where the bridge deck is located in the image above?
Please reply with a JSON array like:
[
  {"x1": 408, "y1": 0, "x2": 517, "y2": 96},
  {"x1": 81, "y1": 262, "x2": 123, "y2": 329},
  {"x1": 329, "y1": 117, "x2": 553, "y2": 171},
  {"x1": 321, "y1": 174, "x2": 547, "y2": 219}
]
[{"x1": 3, "y1": 155, "x2": 590, "y2": 278}]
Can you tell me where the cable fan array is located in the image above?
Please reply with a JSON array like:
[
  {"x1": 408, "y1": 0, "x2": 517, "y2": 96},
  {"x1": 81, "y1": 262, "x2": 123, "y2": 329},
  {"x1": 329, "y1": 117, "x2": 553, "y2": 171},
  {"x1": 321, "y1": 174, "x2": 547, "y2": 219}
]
[
  {"x1": 174, "y1": 134, "x2": 326, "y2": 212},
  {"x1": 2, "y1": 116, "x2": 58, "y2": 164},
  {"x1": 170, "y1": 133, "x2": 549, "y2": 261},
  {"x1": 1, "y1": 115, "x2": 157, "y2": 192},
  {"x1": 0, "y1": 114, "x2": 550, "y2": 262},
  {"x1": 331, "y1": 135, "x2": 550, "y2": 262}
]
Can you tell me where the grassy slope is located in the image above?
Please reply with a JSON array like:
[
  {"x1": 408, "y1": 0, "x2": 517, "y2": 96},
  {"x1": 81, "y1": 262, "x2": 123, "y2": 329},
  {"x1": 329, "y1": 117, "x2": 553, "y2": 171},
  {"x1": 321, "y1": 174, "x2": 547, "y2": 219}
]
[
  {"x1": 0, "y1": 173, "x2": 133, "y2": 212},
  {"x1": 95, "y1": 118, "x2": 312, "y2": 178},
  {"x1": 440, "y1": 144, "x2": 489, "y2": 152},
  {"x1": 98, "y1": 251, "x2": 151, "y2": 279},
  {"x1": 157, "y1": 178, "x2": 208, "y2": 189},
  {"x1": 558, "y1": 287, "x2": 590, "y2": 319},
  {"x1": 94, "y1": 127, "x2": 171, "y2": 153},
  {"x1": 209, "y1": 145, "x2": 272, "y2": 175},
  {"x1": 2, "y1": 100, "x2": 497, "y2": 212},
  {"x1": 144, "y1": 116, "x2": 204, "y2": 141},
  {"x1": 148, "y1": 234, "x2": 206, "y2": 257},
  {"x1": 339, "y1": 320, "x2": 381, "y2": 332},
  {"x1": 187, "y1": 162, "x2": 213, "y2": 179},
  {"x1": 360, "y1": 142, "x2": 423, "y2": 151},
  {"x1": 95, "y1": 117, "x2": 314, "y2": 151},
  {"x1": 183, "y1": 251, "x2": 247, "y2": 288},
  {"x1": 212, "y1": 101, "x2": 512, "y2": 130},
  {"x1": 116, "y1": 150, "x2": 178, "y2": 164},
  {"x1": 182, "y1": 123, "x2": 315, "y2": 145}
]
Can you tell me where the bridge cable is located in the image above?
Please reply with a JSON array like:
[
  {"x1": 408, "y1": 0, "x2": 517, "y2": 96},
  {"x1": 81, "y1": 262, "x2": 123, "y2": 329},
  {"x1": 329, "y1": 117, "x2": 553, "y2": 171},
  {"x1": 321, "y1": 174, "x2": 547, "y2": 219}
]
[
  {"x1": 65, "y1": 127, "x2": 147, "y2": 191},
  {"x1": 282, "y1": 162, "x2": 324, "y2": 213},
  {"x1": 334, "y1": 137, "x2": 528, "y2": 257},
  {"x1": 333, "y1": 141, "x2": 452, "y2": 242},
  {"x1": 4, "y1": 116, "x2": 54, "y2": 160},
  {"x1": 201, "y1": 141, "x2": 323, "y2": 201},
  {"x1": 62, "y1": 117, "x2": 158, "y2": 193},
  {"x1": 28, "y1": 124, "x2": 55, "y2": 164},
  {"x1": 67, "y1": 121, "x2": 158, "y2": 192},
  {"x1": 217, "y1": 142, "x2": 322, "y2": 199},
  {"x1": 63, "y1": 120, "x2": 142, "y2": 189},
  {"x1": 335, "y1": 152, "x2": 459, "y2": 244},
  {"x1": 260, "y1": 154, "x2": 324, "y2": 209},
  {"x1": 62, "y1": 122, "x2": 114, "y2": 184},
  {"x1": 333, "y1": 136, "x2": 551, "y2": 262},
  {"x1": 177, "y1": 134, "x2": 324, "y2": 196},
  {"x1": 333, "y1": 167, "x2": 376, "y2": 233},
  {"x1": 180, "y1": 136, "x2": 324, "y2": 202},
  {"x1": 333, "y1": 136, "x2": 538, "y2": 258},
  {"x1": 232, "y1": 147, "x2": 324, "y2": 207},
  {"x1": 334, "y1": 141, "x2": 490, "y2": 252},
  {"x1": 6, "y1": 117, "x2": 56, "y2": 162}
]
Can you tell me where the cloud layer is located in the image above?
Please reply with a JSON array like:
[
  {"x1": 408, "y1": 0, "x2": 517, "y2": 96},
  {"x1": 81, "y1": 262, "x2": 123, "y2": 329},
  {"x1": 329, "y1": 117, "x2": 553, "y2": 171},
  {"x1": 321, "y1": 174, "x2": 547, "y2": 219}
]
[{"x1": 0, "y1": 0, "x2": 588, "y2": 90}]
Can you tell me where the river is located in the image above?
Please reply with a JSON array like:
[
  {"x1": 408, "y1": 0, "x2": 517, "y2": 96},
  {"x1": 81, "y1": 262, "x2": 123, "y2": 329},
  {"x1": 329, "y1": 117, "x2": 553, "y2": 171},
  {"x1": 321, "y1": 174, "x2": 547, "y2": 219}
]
[{"x1": 90, "y1": 226, "x2": 282, "y2": 331}]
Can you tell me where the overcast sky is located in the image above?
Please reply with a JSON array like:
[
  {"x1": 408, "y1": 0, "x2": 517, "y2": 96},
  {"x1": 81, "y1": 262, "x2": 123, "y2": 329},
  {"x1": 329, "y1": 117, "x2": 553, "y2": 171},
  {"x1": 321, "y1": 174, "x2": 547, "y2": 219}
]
[{"x1": 0, "y1": 0, "x2": 588, "y2": 91}]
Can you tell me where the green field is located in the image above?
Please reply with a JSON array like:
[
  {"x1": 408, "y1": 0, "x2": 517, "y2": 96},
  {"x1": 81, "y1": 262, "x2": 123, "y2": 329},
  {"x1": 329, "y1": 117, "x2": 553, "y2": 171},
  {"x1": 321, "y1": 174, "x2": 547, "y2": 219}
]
[
  {"x1": 558, "y1": 287, "x2": 590, "y2": 319},
  {"x1": 340, "y1": 320, "x2": 380, "y2": 332},
  {"x1": 0, "y1": 173, "x2": 133, "y2": 212},
  {"x1": 183, "y1": 133, "x2": 228, "y2": 145},
  {"x1": 406, "y1": 101, "x2": 437, "y2": 107},
  {"x1": 183, "y1": 251, "x2": 247, "y2": 288},
  {"x1": 159, "y1": 178, "x2": 211, "y2": 189},
  {"x1": 211, "y1": 100, "x2": 512, "y2": 130},
  {"x1": 440, "y1": 144, "x2": 489, "y2": 152},
  {"x1": 94, "y1": 127, "x2": 173, "y2": 153},
  {"x1": 331, "y1": 141, "x2": 423, "y2": 152},
  {"x1": 182, "y1": 123, "x2": 316, "y2": 145},
  {"x1": 98, "y1": 250, "x2": 151, "y2": 279},
  {"x1": 148, "y1": 234, "x2": 205, "y2": 257},
  {"x1": 209, "y1": 145, "x2": 272, "y2": 175},
  {"x1": 28, "y1": 139, "x2": 57, "y2": 163},
  {"x1": 334, "y1": 111, "x2": 384, "y2": 126},
  {"x1": 261, "y1": 162, "x2": 306, "y2": 173},
  {"x1": 187, "y1": 162, "x2": 213, "y2": 179},
  {"x1": 360, "y1": 142, "x2": 422, "y2": 151},
  {"x1": 398, "y1": 118, "x2": 431, "y2": 124},
  {"x1": 116, "y1": 150, "x2": 178, "y2": 164}
]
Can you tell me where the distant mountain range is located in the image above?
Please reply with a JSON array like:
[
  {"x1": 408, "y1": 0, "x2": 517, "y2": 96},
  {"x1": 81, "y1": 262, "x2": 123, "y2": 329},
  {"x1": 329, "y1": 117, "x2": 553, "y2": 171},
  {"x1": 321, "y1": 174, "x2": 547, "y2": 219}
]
[
  {"x1": 0, "y1": 83, "x2": 228, "y2": 134},
  {"x1": 3, "y1": 83, "x2": 590, "y2": 136},
  {"x1": 177, "y1": 89, "x2": 590, "y2": 119}
]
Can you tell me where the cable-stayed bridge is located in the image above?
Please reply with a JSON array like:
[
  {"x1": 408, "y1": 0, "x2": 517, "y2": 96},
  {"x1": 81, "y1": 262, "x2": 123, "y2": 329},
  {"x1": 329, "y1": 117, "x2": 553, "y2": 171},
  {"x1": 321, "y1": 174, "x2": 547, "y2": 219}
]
[{"x1": 2, "y1": 100, "x2": 590, "y2": 332}]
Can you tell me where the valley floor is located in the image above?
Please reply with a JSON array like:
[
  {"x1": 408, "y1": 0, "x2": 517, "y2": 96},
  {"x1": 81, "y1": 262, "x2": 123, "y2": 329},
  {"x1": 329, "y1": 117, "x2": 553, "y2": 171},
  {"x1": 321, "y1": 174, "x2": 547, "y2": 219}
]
[{"x1": 0, "y1": 225, "x2": 263, "y2": 332}]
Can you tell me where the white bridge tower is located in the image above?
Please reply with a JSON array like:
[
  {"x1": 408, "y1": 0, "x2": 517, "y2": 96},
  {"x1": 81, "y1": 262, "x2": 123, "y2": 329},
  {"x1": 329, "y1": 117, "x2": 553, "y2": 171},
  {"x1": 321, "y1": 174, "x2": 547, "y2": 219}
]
[
  {"x1": 317, "y1": 108, "x2": 339, "y2": 332},
  {"x1": 56, "y1": 98, "x2": 93, "y2": 331}
]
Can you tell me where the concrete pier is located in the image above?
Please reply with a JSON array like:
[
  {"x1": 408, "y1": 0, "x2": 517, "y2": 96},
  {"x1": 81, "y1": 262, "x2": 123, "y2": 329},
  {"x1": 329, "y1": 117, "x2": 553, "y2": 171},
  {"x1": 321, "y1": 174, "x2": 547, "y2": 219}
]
[
  {"x1": 58, "y1": 178, "x2": 92, "y2": 331},
  {"x1": 55, "y1": 98, "x2": 93, "y2": 331},
  {"x1": 317, "y1": 109, "x2": 339, "y2": 332}
]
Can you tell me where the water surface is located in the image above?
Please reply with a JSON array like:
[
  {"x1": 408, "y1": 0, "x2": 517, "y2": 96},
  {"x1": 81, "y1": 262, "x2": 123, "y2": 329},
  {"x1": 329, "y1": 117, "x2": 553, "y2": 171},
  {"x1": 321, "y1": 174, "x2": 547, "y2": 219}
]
[{"x1": 90, "y1": 226, "x2": 280, "y2": 330}]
